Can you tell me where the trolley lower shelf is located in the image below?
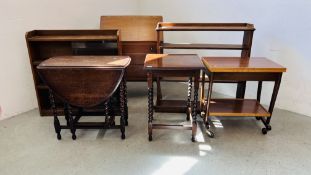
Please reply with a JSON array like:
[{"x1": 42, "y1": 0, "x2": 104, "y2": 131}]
[{"x1": 209, "y1": 99, "x2": 271, "y2": 117}]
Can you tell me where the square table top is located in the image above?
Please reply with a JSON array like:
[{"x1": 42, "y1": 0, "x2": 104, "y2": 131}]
[
  {"x1": 38, "y1": 56, "x2": 131, "y2": 69},
  {"x1": 144, "y1": 54, "x2": 202, "y2": 71},
  {"x1": 201, "y1": 57, "x2": 286, "y2": 73}
]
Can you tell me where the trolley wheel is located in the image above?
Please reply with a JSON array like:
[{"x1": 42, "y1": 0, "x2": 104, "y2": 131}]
[
  {"x1": 207, "y1": 130, "x2": 215, "y2": 138},
  {"x1": 121, "y1": 134, "x2": 125, "y2": 140},
  {"x1": 148, "y1": 135, "x2": 152, "y2": 141},
  {"x1": 57, "y1": 134, "x2": 61, "y2": 140},
  {"x1": 267, "y1": 125, "x2": 272, "y2": 131},
  {"x1": 256, "y1": 117, "x2": 261, "y2": 120},
  {"x1": 72, "y1": 134, "x2": 77, "y2": 140},
  {"x1": 262, "y1": 128, "x2": 268, "y2": 135}
]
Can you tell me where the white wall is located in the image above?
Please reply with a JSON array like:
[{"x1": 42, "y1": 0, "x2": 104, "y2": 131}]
[
  {"x1": 1, "y1": 0, "x2": 311, "y2": 119},
  {"x1": 0, "y1": 0, "x2": 138, "y2": 120},
  {"x1": 138, "y1": 0, "x2": 311, "y2": 117}
]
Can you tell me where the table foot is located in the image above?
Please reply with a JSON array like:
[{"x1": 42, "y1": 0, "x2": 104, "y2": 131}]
[
  {"x1": 49, "y1": 90, "x2": 62, "y2": 141},
  {"x1": 259, "y1": 117, "x2": 272, "y2": 135},
  {"x1": 191, "y1": 136, "x2": 196, "y2": 142},
  {"x1": 66, "y1": 105, "x2": 77, "y2": 140},
  {"x1": 148, "y1": 135, "x2": 153, "y2": 141},
  {"x1": 54, "y1": 118, "x2": 62, "y2": 140},
  {"x1": 262, "y1": 128, "x2": 268, "y2": 135},
  {"x1": 206, "y1": 130, "x2": 215, "y2": 138},
  {"x1": 120, "y1": 120, "x2": 125, "y2": 140},
  {"x1": 262, "y1": 124, "x2": 272, "y2": 135},
  {"x1": 267, "y1": 125, "x2": 272, "y2": 130},
  {"x1": 57, "y1": 133, "x2": 61, "y2": 140}
]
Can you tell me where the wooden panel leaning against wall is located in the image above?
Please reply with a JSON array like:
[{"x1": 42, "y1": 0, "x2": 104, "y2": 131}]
[{"x1": 100, "y1": 16, "x2": 163, "y2": 81}]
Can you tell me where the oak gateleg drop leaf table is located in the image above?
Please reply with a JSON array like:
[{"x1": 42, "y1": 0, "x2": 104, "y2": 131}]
[{"x1": 37, "y1": 56, "x2": 131, "y2": 140}]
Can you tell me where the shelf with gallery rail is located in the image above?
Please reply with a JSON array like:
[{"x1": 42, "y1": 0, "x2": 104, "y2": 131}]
[
  {"x1": 155, "y1": 22, "x2": 256, "y2": 114},
  {"x1": 156, "y1": 23, "x2": 255, "y2": 54},
  {"x1": 27, "y1": 30, "x2": 119, "y2": 42},
  {"x1": 156, "y1": 23, "x2": 255, "y2": 31},
  {"x1": 160, "y1": 43, "x2": 245, "y2": 50}
]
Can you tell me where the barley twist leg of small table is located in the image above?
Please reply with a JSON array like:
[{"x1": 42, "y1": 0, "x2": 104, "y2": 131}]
[
  {"x1": 49, "y1": 89, "x2": 61, "y2": 140},
  {"x1": 119, "y1": 77, "x2": 126, "y2": 139},
  {"x1": 186, "y1": 77, "x2": 193, "y2": 121},
  {"x1": 147, "y1": 73, "x2": 154, "y2": 141}
]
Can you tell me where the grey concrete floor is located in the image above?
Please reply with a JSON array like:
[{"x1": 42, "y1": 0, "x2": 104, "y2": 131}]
[{"x1": 1, "y1": 82, "x2": 311, "y2": 175}]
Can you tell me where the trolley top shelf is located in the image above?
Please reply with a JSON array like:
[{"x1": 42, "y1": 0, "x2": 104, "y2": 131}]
[{"x1": 202, "y1": 57, "x2": 286, "y2": 73}]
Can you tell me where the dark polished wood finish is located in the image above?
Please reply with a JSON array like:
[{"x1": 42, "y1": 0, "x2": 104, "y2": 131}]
[
  {"x1": 25, "y1": 30, "x2": 121, "y2": 116},
  {"x1": 144, "y1": 54, "x2": 201, "y2": 142},
  {"x1": 37, "y1": 56, "x2": 130, "y2": 140},
  {"x1": 144, "y1": 54, "x2": 203, "y2": 70},
  {"x1": 201, "y1": 57, "x2": 286, "y2": 136},
  {"x1": 38, "y1": 56, "x2": 130, "y2": 107},
  {"x1": 155, "y1": 22, "x2": 256, "y2": 113},
  {"x1": 100, "y1": 16, "x2": 163, "y2": 81}
]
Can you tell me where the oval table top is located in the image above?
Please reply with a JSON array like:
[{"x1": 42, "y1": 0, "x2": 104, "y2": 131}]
[{"x1": 38, "y1": 56, "x2": 131, "y2": 69}]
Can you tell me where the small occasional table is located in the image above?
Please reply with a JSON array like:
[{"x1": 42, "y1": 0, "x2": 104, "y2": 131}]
[
  {"x1": 201, "y1": 57, "x2": 286, "y2": 137},
  {"x1": 144, "y1": 54, "x2": 201, "y2": 142},
  {"x1": 37, "y1": 56, "x2": 131, "y2": 140}
]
